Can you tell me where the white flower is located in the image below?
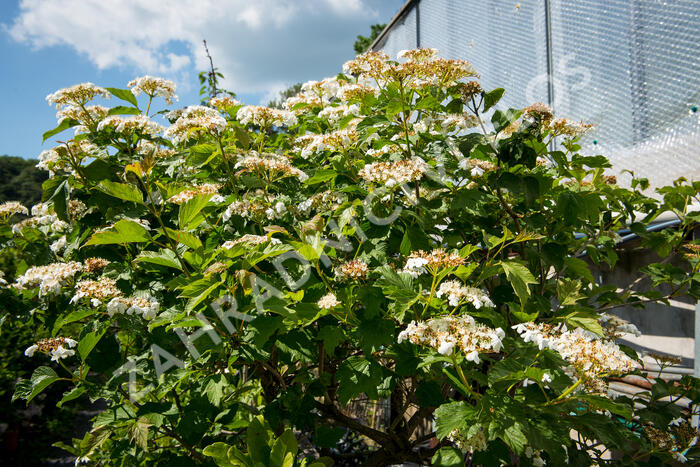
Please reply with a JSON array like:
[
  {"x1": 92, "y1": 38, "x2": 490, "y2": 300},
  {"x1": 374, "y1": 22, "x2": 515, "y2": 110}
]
[
  {"x1": 50, "y1": 346, "x2": 75, "y2": 361},
  {"x1": 466, "y1": 350, "x2": 481, "y2": 364},
  {"x1": 24, "y1": 345, "x2": 38, "y2": 357},
  {"x1": 542, "y1": 373, "x2": 552, "y2": 384},
  {"x1": 128, "y1": 76, "x2": 178, "y2": 104},
  {"x1": 317, "y1": 293, "x2": 340, "y2": 309},
  {"x1": 438, "y1": 341, "x2": 455, "y2": 355}
]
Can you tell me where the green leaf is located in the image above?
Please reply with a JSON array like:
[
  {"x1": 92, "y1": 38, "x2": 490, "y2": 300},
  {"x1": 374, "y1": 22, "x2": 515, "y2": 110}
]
[
  {"x1": 164, "y1": 227, "x2": 203, "y2": 250},
  {"x1": 13, "y1": 366, "x2": 60, "y2": 403},
  {"x1": 128, "y1": 417, "x2": 151, "y2": 451},
  {"x1": 98, "y1": 181, "x2": 144, "y2": 204},
  {"x1": 108, "y1": 106, "x2": 141, "y2": 116},
  {"x1": 48, "y1": 180, "x2": 69, "y2": 222},
  {"x1": 432, "y1": 447, "x2": 465, "y2": 466},
  {"x1": 434, "y1": 401, "x2": 476, "y2": 439},
  {"x1": 492, "y1": 108, "x2": 522, "y2": 133},
  {"x1": 482, "y1": 88, "x2": 505, "y2": 112},
  {"x1": 557, "y1": 311, "x2": 604, "y2": 336},
  {"x1": 269, "y1": 430, "x2": 297, "y2": 467},
  {"x1": 246, "y1": 417, "x2": 270, "y2": 465},
  {"x1": 78, "y1": 325, "x2": 108, "y2": 361},
  {"x1": 136, "y1": 249, "x2": 182, "y2": 270},
  {"x1": 500, "y1": 261, "x2": 536, "y2": 305},
  {"x1": 179, "y1": 194, "x2": 213, "y2": 230},
  {"x1": 57, "y1": 386, "x2": 87, "y2": 408},
  {"x1": 203, "y1": 443, "x2": 237, "y2": 467},
  {"x1": 86, "y1": 219, "x2": 151, "y2": 245},
  {"x1": 53, "y1": 309, "x2": 97, "y2": 335},
  {"x1": 43, "y1": 118, "x2": 79, "y2": 142},
  {"x1": 205, "y1": 375, "x2": 227, "y2": 407},
  {"x1": 557, "y1": 278, "x2": 583, "y2": 306},
  {"x1": 105, "y1": 87, "x2": 139, "y2": 107},
  {"x1": 502, "y1": 422, "x2": 528, "y2": 453},
  {"x1": 563, "y1": 257, "x2": 594, "y2": 283},
  {"x1": 304, "y1": 169, "x2": 337, "y2": 185}
]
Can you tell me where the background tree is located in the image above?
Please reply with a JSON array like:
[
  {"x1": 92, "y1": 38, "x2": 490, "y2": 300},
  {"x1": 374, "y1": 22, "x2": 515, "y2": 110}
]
[
  {"x1": 354, "y1": 23, "x2": 386, "y2": 55},
  {"x1": 0, "y1": 155, "x2": 47, "y2": 206}
]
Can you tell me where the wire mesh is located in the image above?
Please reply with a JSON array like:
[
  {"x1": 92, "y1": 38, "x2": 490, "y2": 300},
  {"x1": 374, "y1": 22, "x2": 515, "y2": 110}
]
[{"x1": 374, "y1": 0, "x2": 700, "y2": 189}]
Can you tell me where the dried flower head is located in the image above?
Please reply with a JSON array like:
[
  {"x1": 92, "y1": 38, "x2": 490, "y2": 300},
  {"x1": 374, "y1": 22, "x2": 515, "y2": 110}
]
[
  {"x1": 523, "y1": 102, "x2": 554, "y2": 124},
  {"x1": 549, "y1": 118, "x2": 594, "y2": 138}
]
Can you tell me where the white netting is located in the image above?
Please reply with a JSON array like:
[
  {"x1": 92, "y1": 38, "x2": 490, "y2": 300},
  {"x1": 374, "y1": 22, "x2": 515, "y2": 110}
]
[{"x1": 374, "y1": 0, "x2": 700, "y2": 189}]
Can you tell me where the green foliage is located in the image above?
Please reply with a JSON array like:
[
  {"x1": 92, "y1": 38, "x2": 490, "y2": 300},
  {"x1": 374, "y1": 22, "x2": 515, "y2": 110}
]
[{"x1": 3, "y1": 50, "x2": 700, "y2": 466}]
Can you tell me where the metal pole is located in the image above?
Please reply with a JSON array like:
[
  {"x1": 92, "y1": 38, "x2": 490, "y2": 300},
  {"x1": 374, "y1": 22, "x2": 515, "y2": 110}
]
[
  {"x1": 694, "y1": 300, "x2": 700, "y2": 426},
  {"x1": 415, "y1": 0, "x2": 421, "y2": 48},
  {"x1": 544, "y1": 0, "x2": 555, "y2": 110}
]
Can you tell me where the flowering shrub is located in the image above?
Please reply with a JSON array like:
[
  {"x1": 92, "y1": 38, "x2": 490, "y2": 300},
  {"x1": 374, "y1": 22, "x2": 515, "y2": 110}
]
[{"x1": 2, "y1": 51, "x2": 700, "y2": 466}]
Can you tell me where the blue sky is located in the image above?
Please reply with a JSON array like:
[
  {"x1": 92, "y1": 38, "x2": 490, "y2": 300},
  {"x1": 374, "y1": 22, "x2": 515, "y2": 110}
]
[{"x1": 0, "y1": 0, "x2": 404, "y2": 159}]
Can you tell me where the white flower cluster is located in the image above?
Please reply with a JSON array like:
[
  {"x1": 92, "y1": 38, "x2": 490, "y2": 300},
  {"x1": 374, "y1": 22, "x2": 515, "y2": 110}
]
[
  {"x1": 167, "y1": 183, "x2": 223, "y2": 204},
  {"x1": 358, "y1": 158, "x2": 428, "y2": 187},
  {"x1": 50, "y1": 235, "x2": 67, "y2": 255},
  {"x1": 97, "y1": 115, "x2": 164, "y2": 137},
  {"x1": 236, "y1": 105, "x2": 297, "y2": 127},
  {"x1": 317, "y1": 293, "x2": 340, "y2": 310},
  {"x1": 56, "y1": 104, "x2": 109, "y2": 127},
  {"x1": 221, "y1": 235, "x2": 281, "y2": 249},
  {"x1": 234, "y1": 152, "x2": 308, "y2": 182},
  {"x1": 128, "y1": 76, "x2": 178, "y2": 104},
  {"x1": 46, "y1": 82, "x2": 110, "y2": 109},
  {"x1": 210, "y1": 96, "x2": 241, "y2": 110},
  {"x1": 599, "y1": 313, "x2": 641, "y2": 337},
  {"x1": 106, "y1": 296, "x2": 160, "y2": 320},
  {"x1": 366, "y1": 144, "x2": 403, "y2": 158},
  {"x1": 71, "y1": 277, "x2": 122, "y2": 307},
  {"x1": 524, "y1": 446, "x2": 547, "y2": 467},
  {"x1": 25, "y1": 337, "x2": 78, "y2": 361},
  {"x1": 398, "y1": 315, "x2": 505, "y2": 363},
  {"x1": 222, "y1": 197, "x2": 287, "y2": 222},
  {"x1": 337, "y1": 83, "x2": 379, "y2": 102},
  {"x1": 137, "y1": 140, "x2": 177, "y2": 159},
  {"x1": 14, "y1": 261, "x2": 83, "y2": 296},
  {"x1": 317, "y1": 104, "x2": 360, "y2": 124},
  {"x1": 296, "y1": 191, "x2": 345, "y2": 215},
  {"x1": 0, "y1": 201, "x2": 28, "y2": 218},
  {"x1": 401, "y1": 249, "x2": 465, "y2": 278},
  {"x1": 12, "y1": 203, "x2": 69, "y2": 234},
  {"x1": 436, "y1": 280, "x2": 494, "y2": 308},
  {"x1": 458, "y1": 158, "x2": 498, "y2": 177},
  {"x1": 512, "y1": 322, "x2": 638, "y2": 386},
  {"x1": 414, "y1": 113, "x2": 478, "y2": 135},
  {"x1": 296, "y1": 128, "x2": 360, "y2": 158},
  {"x1": 335, "y1": 260, "x2": 369, "y2": 281},
  {"x1": 446, "y1": 427, "x2": 487, "y2": 452},
  {"x1": 165, "y1": 105, "x2": 227, "y2": 145}
]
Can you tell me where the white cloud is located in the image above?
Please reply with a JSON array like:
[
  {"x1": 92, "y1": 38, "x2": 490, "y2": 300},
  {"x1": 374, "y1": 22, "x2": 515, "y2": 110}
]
[{"x1": 4, "y1": 0, "x2": 389, "y2": 97}]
